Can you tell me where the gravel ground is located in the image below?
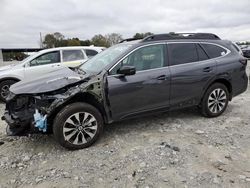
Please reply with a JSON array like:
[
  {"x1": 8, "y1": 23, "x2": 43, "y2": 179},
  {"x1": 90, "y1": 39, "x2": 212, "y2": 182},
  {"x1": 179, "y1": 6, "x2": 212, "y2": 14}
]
[{"x1": 0, "y1": 65, "x2": 249, "y2": 188}]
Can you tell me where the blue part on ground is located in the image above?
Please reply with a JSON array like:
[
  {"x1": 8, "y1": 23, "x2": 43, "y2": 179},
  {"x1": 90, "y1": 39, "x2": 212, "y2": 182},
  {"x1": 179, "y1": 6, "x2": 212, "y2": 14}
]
[{"x1": 33, "y1": 109, "x2": 47, "y2": 132}]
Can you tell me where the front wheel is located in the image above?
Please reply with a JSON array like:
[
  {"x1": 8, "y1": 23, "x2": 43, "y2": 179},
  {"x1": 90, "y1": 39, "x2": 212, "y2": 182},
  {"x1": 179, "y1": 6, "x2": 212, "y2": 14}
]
[
  {"x1": 201, "y1": 83, "x2": 229, "y2": 117},
  {"x1": 53, "y1": 102, "x2": 103, "y2": 150}
]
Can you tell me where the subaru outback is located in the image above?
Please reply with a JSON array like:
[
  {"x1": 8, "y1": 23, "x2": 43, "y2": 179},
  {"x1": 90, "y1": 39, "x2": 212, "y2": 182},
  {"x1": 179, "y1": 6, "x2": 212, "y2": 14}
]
[{"x1": 2, "y1": 33, "x2": 248, "y2": 150}]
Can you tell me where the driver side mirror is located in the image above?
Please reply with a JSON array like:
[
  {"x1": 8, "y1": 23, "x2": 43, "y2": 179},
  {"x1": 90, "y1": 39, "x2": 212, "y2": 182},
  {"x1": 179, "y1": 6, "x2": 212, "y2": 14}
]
[{"x1": 117, "y1": 66, "x2": 136, "y2": 76}]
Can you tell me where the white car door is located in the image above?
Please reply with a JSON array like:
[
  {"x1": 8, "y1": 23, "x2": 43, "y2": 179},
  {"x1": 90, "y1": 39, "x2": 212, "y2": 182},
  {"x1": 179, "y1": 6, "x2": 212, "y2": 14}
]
[
  {"x1": 24, "y1": 50, "x2": 63, "y2": 79},
  {"x1": 62, "y1": 49, "x2": 87, "y2": 67}
]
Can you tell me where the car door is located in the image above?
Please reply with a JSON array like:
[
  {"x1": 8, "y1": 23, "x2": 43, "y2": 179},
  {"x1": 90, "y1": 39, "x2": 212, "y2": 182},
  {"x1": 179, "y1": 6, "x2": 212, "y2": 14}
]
[
  {"x1": 24, "y1": 50, "x2": 62, "y2": 79},
  {"x1": 62, "y1": 49, "x2": 87, "y2": 67},
  {"x1": 107, "y1": 44, "x2": 170, "y2": 120},
  {"x1": 168, "y1": 42, "x2": 217, "y2": 108}
]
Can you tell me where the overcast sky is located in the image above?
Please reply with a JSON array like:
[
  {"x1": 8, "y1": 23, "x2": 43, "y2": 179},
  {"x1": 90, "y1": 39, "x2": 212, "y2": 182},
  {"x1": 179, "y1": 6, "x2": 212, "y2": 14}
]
[{"x1": 0, "y1": 0, "x2": 250, "y2": 48}]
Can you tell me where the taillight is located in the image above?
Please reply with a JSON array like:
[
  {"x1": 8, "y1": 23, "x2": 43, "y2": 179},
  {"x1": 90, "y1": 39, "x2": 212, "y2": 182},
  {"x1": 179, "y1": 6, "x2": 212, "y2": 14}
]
[{"x1": 239, "y1": 58, "x2": 247, "y2": 66}]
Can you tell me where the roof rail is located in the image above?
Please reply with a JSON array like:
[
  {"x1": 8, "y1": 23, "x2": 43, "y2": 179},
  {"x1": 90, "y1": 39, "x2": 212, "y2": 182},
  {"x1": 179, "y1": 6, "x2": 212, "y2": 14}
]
[
  {"x1": 142, "y1": 33, "x2": 221, "y2": 42},
  {"x1": 119, "y1": 38, "x2": 143, "y2": 43}
]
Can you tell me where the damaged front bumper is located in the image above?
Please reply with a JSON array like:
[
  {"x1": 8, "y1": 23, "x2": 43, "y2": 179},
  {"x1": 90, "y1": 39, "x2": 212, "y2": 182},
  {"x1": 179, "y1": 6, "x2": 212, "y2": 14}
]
[
  {"x1": 2, "y1": 95, "x2": 44, "y2": 136},
  {"x1": 2, "y1": 91, "x2": 65, "y2": 136},
  {"x1": 2, "y1": 113, "x2": 31, "y2": 136}
]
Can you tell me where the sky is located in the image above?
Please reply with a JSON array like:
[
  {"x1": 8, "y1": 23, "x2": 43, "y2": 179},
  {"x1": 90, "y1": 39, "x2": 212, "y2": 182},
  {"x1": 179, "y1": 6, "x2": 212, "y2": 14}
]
[{"x1": 0, "y1": 0, "x2": 250, "y2": 48}]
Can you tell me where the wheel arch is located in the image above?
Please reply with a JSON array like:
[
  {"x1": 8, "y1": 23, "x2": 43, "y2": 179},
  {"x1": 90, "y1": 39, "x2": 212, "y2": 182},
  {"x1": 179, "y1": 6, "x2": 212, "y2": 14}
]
[
  {"x1": 0, "y1": 77, "x2": 20, "y2": 83},
  {"x1": 214, "y1": 79, "x2": 232, "y2": 99},
  {"x1": 48, "y1": 92, "x2": 108, "y2": 129},
  {"x1": 202, "y1": 78, "x2": 232, "y2": 103}
]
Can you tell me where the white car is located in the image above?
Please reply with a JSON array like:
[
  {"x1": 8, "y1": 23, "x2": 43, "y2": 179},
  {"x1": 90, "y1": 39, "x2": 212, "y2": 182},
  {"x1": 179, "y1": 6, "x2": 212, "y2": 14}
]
[{"x1": 0, "y1": 46, "x2": 103, "y2": 101}]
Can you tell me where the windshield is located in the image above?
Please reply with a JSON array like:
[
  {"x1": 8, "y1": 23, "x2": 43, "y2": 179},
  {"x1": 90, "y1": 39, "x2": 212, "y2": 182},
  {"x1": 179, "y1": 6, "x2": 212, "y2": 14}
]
[
  {"x1": 20, "y1": 52, "x2": 38, "y2": 64},
  {"x1": 79, "y1": 44, "x2": 133, "y2": 73}
]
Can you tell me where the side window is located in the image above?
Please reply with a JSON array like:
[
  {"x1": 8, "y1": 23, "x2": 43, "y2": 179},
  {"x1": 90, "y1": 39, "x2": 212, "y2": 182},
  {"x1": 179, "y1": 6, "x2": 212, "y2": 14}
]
[
  {"x1": 62, "y1": 50, "x2": 84, "y2": 62},
  {"x1": 110, "y1": 44, "x2": 165, "y2": 74},
  {"x1": 169, "y1": 43, "x2": 198, "y2": 66},
  {"x1": 197, "y1": 44, "x2": 209, "y2": 61},
  {"x1": 30, "y1": 51, "x2": 60, "y2": 66},
  {"x1": 201, "y1": 43, "x2": 227, "y2": 58},
  {"x1": 85, "y1": 49, "x2": 98, "y2": 58}
]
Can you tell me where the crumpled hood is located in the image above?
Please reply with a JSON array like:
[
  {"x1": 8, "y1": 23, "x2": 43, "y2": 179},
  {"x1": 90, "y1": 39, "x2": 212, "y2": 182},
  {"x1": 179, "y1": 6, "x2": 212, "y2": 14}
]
[{"x1": 10, "y1": 67, "x2": 90, "y2": 94}]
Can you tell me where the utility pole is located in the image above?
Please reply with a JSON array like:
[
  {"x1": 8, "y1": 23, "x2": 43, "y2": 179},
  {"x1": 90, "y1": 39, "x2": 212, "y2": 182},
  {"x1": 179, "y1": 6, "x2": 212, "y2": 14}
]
[
  {"x1": 39, "y1": 32, "x2": 43, "y2": 48},
  {"x1": 0, "y1": 49, "x2": 3, "y2": 64}
]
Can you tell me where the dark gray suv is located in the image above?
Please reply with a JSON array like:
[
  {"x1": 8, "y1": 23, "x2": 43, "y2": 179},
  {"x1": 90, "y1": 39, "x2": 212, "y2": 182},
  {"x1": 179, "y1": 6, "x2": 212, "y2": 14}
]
[{"x1": 2, "y1": 33, "x2": 248, "y2": 150}]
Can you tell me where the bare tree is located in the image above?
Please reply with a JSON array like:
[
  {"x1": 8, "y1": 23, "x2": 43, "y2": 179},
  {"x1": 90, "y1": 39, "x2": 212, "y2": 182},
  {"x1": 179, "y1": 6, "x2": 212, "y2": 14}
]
[{"x1": 105, "y1": 33, "x2": 123, "y2": 46}]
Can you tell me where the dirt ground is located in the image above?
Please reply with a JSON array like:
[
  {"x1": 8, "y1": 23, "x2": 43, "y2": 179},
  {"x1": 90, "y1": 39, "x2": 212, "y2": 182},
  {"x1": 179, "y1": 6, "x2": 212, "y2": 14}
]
[{"x1": 0, "y1": 65, "x2": 249, "y2": 188}]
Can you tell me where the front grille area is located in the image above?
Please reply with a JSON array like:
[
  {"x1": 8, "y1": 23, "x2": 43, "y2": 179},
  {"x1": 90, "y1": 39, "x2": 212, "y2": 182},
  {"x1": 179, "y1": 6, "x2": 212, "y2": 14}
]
[
  {"x1": 15, "y1": 97, "x2": 29, "y2": 111},
  {"x1": 6, "y1": 96, "x2": 35, "y2": 120}
]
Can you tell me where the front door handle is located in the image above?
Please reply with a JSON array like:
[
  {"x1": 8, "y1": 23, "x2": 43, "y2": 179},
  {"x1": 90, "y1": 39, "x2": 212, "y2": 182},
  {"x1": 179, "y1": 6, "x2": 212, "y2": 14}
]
[
  {"x1": 203, "y1": 67, "x2": 212, "y2": 72},
  {"x1": 156, "y1": 75, "x2": 167, "y2": 80}
]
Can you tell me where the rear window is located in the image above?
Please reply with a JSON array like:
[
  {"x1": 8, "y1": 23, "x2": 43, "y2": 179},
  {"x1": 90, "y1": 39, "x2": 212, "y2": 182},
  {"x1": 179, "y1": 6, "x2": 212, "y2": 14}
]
[
  {"x1": 63, "y1": 50, "x2": 85, "y2": 62},
  {"x1": 169, "y1": 43, "x2": 198, "y2": 65},
  {"x1": 201, "y1": 43, "x2": 227, "y2": 58},
  {"x1": 85, "y1": 49, "x2": 98, "y2": 58}
]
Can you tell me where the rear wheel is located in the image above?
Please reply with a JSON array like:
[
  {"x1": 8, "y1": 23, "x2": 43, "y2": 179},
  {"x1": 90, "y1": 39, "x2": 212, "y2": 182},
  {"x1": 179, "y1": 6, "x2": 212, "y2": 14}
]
[
  {"x1": 0, "y1": 80, "x2": 17, "y2": 102},
  {"x1": 201, "y1": 83, "x2": 229, "y2": 117},
  {"x1": 53, "y1": 102, "x2": 103, "y2": 150}
]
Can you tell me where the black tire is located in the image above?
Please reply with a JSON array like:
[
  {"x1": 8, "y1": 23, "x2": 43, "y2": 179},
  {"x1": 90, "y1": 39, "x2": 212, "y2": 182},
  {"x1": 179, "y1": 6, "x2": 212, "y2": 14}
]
[
  {"x1": 0, "y1": 80, "x2": 17, "y2": 102},
  {"x1": 53, "y1": 102, "x2": 103, "y2": 150},
  {"x1": 201, "y1": 83, "x2": 229, "y2": 117}
]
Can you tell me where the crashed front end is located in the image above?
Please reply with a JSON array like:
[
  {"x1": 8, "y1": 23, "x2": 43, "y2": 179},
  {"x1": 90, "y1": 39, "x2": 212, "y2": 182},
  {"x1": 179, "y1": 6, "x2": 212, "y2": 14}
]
[
  {"x1": 3, "y1": 92, "x2": 53, "y2": 136},
  {"x1": 2, "y1": 75, "x2": 106, "y2": 136}
]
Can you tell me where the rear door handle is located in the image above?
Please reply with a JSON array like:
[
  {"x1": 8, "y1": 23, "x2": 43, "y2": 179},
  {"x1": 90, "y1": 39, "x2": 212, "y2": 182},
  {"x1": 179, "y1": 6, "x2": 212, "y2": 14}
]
[
  {"x1": 156, "y1": 75, "x2": 167, "y2": 80},
  {"x1": 203, "y1": 67, "x2": 212, "y2": 72}
]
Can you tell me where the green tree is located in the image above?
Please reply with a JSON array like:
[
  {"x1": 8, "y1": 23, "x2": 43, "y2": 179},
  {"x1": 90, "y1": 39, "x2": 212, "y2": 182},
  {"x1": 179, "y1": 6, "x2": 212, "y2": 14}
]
[
  {"x1": 80, "y1": 40, "x2": 92, "y2": 46},
  {"x1": 236, "y1": 41, "x2": 250, "y2": 45},
  {"x1": 91, "y1": 34, "x2": 109, "y2": 47},
  {"x1": 42, "y1": 32, "x2": 124, "y2": 48},
  {"x1": 54, "y1": 32, "x2": 64, "y2": 41},
  {"x1": 133, "y1": 32, "x2": 154, "y2": 39},
  {"x1": 54, "y1": 32, "x2": 65, "y2": 47},
  {"x1": 58, "y1": 39, "x2": 68, "y2": 47},
  {"x1": 43, "y1": 34, "x2": 57, "y2": 48},
  {"x1": 67, "y1": 39, "x2": 81, "y2": 46},
  {"x1": 43, "y1": 32, "x2": 65, "y2": 48}
]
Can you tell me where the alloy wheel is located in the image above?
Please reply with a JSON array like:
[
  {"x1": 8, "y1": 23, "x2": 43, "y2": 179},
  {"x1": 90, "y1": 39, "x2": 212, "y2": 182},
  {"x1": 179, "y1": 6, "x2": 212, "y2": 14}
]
[
  {"x1": 63, "y1": 112, "x2": 98, "y2": 145},
  {"x1": 207, "y1": 88, "x2": 227, "y2": 114}
]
